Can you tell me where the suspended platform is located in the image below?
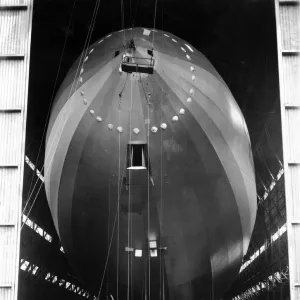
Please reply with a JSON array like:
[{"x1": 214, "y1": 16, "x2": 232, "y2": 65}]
[{"x1": 121, "y1": 55, "x2": 155, "y2": 74}]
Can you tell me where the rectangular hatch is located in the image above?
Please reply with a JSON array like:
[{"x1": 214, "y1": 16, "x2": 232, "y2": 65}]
[
  {"x1": 127, "y1": 144, "x2": 147, "y2": 170},
  {"x1": 124, "y1": 143, "x2": 154, "y2": 186}
]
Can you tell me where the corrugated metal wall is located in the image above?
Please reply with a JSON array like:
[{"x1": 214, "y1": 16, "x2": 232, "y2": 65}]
[
  {"x1": 275, "y1": 1, "x2": 300, "y2": 300},
  {"x1": 0, "y1": 1, "x2": 33, "y2": 300}
]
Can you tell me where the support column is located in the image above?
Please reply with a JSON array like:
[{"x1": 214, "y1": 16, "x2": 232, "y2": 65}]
[
  {"x1": 0, "y1": 1, "x2": 33, "y2": 300},
  {"x1": 274, "y1": 1, "x2": 300, "y2": 300}
]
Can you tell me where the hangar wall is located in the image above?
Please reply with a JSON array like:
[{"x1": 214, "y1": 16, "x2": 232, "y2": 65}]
[
  {"x1": 274, "y1": 1, "x2": 300, "y2": 300},
  {"x1": 0, "y1": 1, "x2": 33, "y2": 300}
]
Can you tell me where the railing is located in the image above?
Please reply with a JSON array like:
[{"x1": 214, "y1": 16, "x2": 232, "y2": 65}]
[
  {"x1": 121, "y1": 55, "x2": 155, "y2": 74},
  {"x1": 122, "y1": 55, "x2": 154, "y2": 66}
]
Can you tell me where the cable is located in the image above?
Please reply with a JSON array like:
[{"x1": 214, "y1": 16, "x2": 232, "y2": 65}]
[
  {"x1": 22, "y1": 0, "x2": 84, "y2": 224},
  {"x1": 129, "y1": 0, "x2": 134, "y2": 41},
  {"x1": 119, "y1": 73, "x2": 129, "y2": 99},
  {"x1": 127, "y1": 73, "x2": 134, "y2": 300},
  {"x1": 99, "y1": 93, "x2": 129, "y2": 299},
  {"x1": 139, "y1": 70, "x2": 151, "y2": 299},
  {"x1": 106, "y1": 174, "x2": 112, "y2": 299},
  {"x1": 159, "y1": 84, "x2": 164, "y2": 300},
  {"x1": 137, "y1": 72, "x2": 151, "y2": 300},
  {"x1": 24, "y1": 1, "x2": 100, "y2": 212},
  {"x1": 147, "y1": 73, "x2": 151, "y2": 300},
  {"x1": 257, "y1": 143, "x2": 275, "y2": 182},
  {"x1": 22, "y1": 0, "x2": 102, "y2": 226},
  {"x1": 97, "y1": 206, "x2": 119, "y2": 299},
  {"x1": 132, "y1": 0, "x2": 140, "y2": 28},
  {"x1": 117, "y1": 111, "x2": 121, "y2": 300},
  {"x1": 21, "y1": 177, "x2": 44, "y2": 229},
  {"x1": 129, "y1": 0, "x2": 132, "y2": 25},
  {"x1": 152, "y1": 0, "x2": 158, "y2": 47},
  {"x1": 160, "y1": 2, "x2": 164, "y2": 298},
  {"x1": 120, "y1": 0, "x2": 126, "y2": 47},
  {"x1": 137, "y1": 74, "x2": 151, "y2": 300},
  {"x1": 127, "y1": 79, "x2": 131, "y2": 300},
  {"x1": 23, "y1": 0, "x2": 77, "y2": 216},
  {"x1": 265, "y1": 127, "x2": 283, "y2": 167},
  {"x1": 130, "y1": 78, "x2": 135, "y2": 300}
]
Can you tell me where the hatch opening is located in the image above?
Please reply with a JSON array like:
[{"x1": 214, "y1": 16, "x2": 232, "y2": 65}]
[
  {"x1": 127, "y1": 144, "x2": 147, "y2": 170},
  {"x1": 115, "y1": 50, "x2": 120, "y2": 57}
]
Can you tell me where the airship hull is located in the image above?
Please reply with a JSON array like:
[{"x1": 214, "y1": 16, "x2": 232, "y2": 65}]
[{"x1": 45, "y1": 28, "x2": 256, "y2": 300}]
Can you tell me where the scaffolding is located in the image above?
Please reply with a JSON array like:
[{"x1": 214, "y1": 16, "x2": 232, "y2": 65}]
[
  {"x1": 121, "y1": 55, "x2": 155, "y2": 74},
  {"x1": 0, "y1": 1, "x2": 33, "y2": 300},
  {"x1": 224, "y1": 171, "x2": 289, "y2": 300}
]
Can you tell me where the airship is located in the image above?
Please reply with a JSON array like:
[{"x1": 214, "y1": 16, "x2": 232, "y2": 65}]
[{"x1": 44, "y1": 27, "x2": 257, "y2": 300}]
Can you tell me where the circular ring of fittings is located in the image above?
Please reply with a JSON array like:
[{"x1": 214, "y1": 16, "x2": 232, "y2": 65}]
[
  {"x1": 179, "y1": 108, "x2": 185, "y2": 115},
  {"x1": 117, "y1": 126, "x2": 123, "y2": 133},
  {"x1": 108, "y1": 124, "x2": 114, "y2": 130},
  {"x1": 79, "y1": 77, "x2": 83, "y2": 83},
  {"x1": 160, "y1": 123, "x2": 167, "y2": 130},
  {"x1": 192, "y1": 75, "x2": 196, "y2": 81},
  {"x1": 96, "y1": 116, "x2": 102, "y2": 122},
  {"x1": 80, "y1": 90, "x2": 84, "y2": 96},
  {"x1": 83, "y1": 99, "x2": 88, "y2": 105},
  {"x1": 89, "y1": 48, "x2": 94, "y2": 54},
  {"x1": 190, "y1": 66, "x2": 195, "y2": 72},
  {"x1": 90, "y1": 110, "x2": 95, "y2": 116},
  {"x1": 186, "y1": 54, "x2": 191, "y2": 60},
  {"x1": 187, "y1": 97, "x2": 192, "y2": 103},
  {"x1": 172, "y1": 116, "x2": 179, "y2": 122},
  {"x1": 151, "y1": 126, "x2": 158, "y2": 133},
  {"x1": 84, "y1": 56, "x2": 88, "y2": 62},
  {"x1": 190, "y1": 88, "x2": 195, "y2": 96},
  {"x1": 133, "y1": 128, "x2": 140, "y2": 135}
]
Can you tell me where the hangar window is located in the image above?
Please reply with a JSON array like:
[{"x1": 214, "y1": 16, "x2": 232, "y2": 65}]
[{"x1": 127, "y1": 144, "x2": 148, "y2": 170}]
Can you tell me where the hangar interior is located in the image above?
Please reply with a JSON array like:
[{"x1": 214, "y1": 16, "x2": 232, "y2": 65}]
[{"x1": 0, "y1": 0, "x2": 299, "y2": 300}]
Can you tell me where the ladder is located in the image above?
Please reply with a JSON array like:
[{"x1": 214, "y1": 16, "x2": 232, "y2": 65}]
[{"x1": 0, "y1": 1, "x2": 33, "y2": 299}]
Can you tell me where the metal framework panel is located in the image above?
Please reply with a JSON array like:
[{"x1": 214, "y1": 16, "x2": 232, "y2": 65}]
[
  {"x1": 0, "y1": 1, "x2": 33, "y2": 299},
  {"x1": 274, "y1": 1, "x2": 300, "y2": 299}
]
